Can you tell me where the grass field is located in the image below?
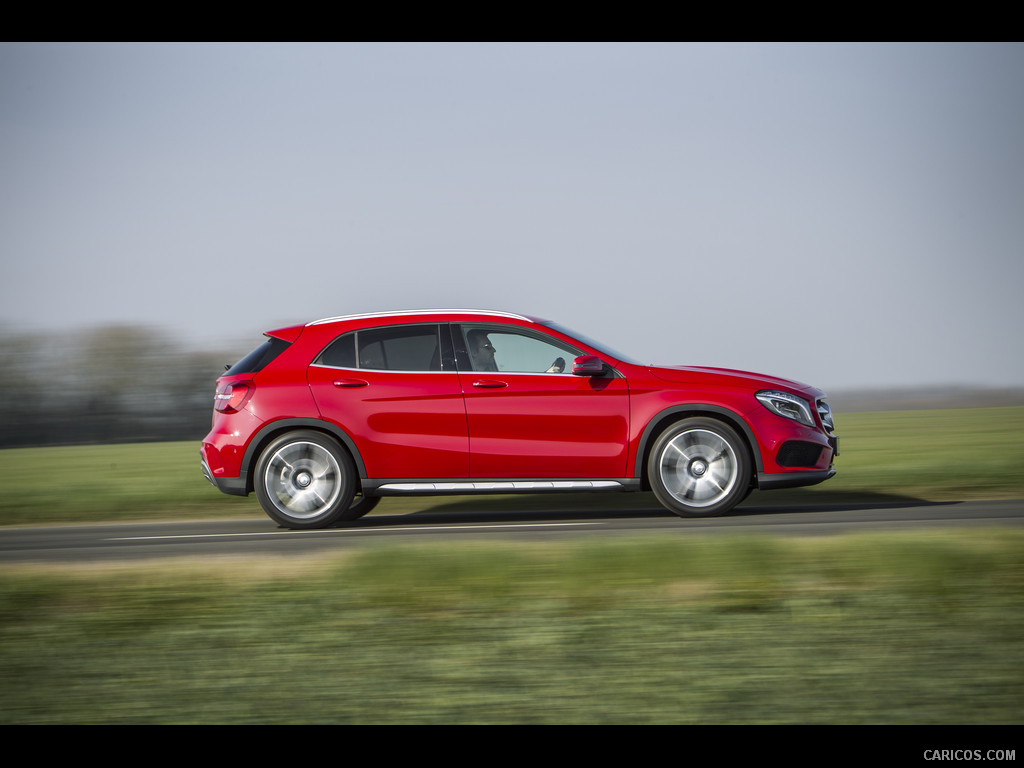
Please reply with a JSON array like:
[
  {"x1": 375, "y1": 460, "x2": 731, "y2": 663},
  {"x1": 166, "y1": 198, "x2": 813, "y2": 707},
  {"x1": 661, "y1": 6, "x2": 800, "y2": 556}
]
[
  {"x1": 1, "y1": 407, "x2": 1022, "y2": 724},
  {"x1": 1, "y1": 530, "x2": 1021, "y2": 724}
]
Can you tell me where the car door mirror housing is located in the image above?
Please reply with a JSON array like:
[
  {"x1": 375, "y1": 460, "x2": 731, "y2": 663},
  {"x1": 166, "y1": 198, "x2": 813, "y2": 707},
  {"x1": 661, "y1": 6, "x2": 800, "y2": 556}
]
[{"x1": 572, "y1": 354, "x2": 605, "y2": 376}]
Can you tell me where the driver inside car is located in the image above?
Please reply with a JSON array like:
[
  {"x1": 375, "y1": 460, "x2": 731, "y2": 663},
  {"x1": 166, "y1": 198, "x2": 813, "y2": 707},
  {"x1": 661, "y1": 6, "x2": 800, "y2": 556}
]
[{"x1": 467, "y1": 329, "x2": 499, "y2": 371}]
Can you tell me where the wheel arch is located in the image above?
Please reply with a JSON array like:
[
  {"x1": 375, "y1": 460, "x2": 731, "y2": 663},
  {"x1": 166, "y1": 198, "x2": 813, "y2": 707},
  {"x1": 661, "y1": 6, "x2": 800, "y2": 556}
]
[
  {"x1": 240, "y1": 418, "x2": 367, "y2": 495},
  {"x1": 635, "y1": 405, "x2": 763, "y2": 490}
]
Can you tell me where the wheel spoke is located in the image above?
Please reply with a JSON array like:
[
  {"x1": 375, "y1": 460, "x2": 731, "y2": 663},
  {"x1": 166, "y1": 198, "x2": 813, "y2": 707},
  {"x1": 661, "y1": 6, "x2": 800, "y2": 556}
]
[
  {"x1": 263, "y1": 441, "x2": 342, "y2": 519},
  {"x1": 658, "y1": 428, "x2": 740, "y2": 509}
]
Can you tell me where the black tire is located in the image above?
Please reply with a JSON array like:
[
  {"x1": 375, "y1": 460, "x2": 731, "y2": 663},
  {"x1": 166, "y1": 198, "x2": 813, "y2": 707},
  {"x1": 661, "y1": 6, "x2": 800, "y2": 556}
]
[
  {"x1": 647, "y1": 418, "x2": 752, "y2": 517},
  {"x1": 344, "y1": 492, "x2": 381, "y2": 521},
  {"x1": 254, "y1": 431, "x2": 357, "y2": 529}
]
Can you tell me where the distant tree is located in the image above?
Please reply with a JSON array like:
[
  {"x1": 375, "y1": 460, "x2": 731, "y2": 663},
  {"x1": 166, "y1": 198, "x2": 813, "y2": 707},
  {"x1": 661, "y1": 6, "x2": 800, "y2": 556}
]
[{"x1": 0, "y1": 324, "x2": 234, "y2": 447}]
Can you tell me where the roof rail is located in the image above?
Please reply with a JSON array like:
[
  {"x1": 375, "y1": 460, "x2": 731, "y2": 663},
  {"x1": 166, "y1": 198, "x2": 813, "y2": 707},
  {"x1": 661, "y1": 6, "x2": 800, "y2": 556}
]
[{"x1": 308, "y1": 309, "x2": 533, "y2": 326}]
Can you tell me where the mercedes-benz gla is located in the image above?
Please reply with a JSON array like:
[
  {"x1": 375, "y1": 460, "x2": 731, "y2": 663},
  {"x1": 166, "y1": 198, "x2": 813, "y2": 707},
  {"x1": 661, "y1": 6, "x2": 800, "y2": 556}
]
[{"x1": 201, "y1": 310, "x2": 837, "y2": 528}]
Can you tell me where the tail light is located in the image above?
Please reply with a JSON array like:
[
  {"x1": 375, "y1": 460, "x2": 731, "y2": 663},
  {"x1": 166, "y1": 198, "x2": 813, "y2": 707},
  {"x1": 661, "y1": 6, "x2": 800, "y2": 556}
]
[{"x1": 214, "y1": 381, "x2": 253, "y2": 413}]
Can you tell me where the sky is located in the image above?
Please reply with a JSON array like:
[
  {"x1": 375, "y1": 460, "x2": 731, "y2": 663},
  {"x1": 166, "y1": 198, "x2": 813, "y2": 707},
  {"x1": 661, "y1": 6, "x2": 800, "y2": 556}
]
[{"x1": 2, "y1": 42, "x2": 1022, "y2": 392}]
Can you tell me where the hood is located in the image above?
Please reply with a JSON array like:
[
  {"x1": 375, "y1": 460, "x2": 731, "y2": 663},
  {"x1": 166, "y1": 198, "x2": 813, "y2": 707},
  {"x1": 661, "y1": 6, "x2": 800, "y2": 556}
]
[{"x1": 649, "y1": 365, "x2": 822, "y2": 396}]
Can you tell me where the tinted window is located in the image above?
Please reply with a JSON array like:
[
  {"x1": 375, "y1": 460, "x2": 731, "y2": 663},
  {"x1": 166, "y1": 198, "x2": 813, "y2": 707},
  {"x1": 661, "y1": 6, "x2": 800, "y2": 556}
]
[
  {"x1": 358, "y1": 325, "x2": 441, "y2": 371},
  {"x1": 316, "y1": 334, "x2": 356, "y2": 368},
  {"x1": 316, "y1": 325, "x2": 445, "y2": 371},
  {"x1": 225, "y1": 337, "x2": 290, "y2": 375}
]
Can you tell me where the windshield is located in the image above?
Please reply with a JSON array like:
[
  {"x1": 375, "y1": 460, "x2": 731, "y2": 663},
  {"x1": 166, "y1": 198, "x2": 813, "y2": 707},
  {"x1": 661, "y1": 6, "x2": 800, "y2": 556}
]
[{"x1": 539, "y1": 321, "x2": 641, "y2": 365}]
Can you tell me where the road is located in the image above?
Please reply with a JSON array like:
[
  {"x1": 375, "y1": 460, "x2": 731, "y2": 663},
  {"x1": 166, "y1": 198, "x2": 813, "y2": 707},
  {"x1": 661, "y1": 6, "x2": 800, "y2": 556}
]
[{"x1": 1, "y1": 498, "x2": 1022, "y2": 564}]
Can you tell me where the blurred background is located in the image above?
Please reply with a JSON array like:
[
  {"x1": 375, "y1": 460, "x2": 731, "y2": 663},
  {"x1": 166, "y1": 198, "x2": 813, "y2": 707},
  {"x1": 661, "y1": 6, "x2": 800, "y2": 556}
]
[{"x1": 2, "y1": 43, "x2": 1022, "y2": 446}]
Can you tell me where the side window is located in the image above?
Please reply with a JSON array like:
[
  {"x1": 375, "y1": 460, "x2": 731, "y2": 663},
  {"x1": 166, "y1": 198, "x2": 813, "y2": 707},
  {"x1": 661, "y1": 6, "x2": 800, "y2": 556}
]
[
  {"x1": 457, "y1": 325, "x2": 580, "y2": 374},
  {"x1": 315, "y1": 333, "x2": 356, "y2": 368},
  {"x1": 316, "y1": 325, "x2": 446, "y2": 371}
]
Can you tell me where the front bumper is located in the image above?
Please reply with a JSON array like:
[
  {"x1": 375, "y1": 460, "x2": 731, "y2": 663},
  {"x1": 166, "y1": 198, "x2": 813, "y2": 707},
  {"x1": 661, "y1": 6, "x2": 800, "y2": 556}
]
[{"x1": 757, "y1": 467, "x2": 836, "y2": 490}]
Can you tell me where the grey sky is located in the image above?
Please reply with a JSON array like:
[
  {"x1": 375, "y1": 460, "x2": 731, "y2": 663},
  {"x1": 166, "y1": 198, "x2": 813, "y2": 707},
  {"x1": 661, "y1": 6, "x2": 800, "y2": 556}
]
[{"x1": 2, "y1": 42, "x2": 1022, "y2": 391}]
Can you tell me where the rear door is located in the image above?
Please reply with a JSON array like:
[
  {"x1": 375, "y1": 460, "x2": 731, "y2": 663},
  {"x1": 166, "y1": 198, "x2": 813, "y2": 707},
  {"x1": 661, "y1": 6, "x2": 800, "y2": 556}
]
[{"x1": 307, "y1": 323, "x2": 469, "y2": 479}]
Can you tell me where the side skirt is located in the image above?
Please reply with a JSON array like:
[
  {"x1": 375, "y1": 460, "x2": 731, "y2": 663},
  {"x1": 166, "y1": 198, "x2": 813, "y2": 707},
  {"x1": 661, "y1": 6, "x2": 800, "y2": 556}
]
[{"x1": 362, "y1": 478, "x2": 643, "y2": 497}]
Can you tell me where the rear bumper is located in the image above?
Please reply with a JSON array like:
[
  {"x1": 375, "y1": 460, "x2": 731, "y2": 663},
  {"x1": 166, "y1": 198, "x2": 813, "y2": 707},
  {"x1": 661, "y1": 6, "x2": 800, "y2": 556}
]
[{"x1": 200, "y1": 451, "x2": 248, "y2": 497}]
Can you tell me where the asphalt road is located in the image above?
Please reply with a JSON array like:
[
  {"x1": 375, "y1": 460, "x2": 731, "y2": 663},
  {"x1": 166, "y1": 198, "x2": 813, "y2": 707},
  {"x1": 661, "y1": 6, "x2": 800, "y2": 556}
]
[{"x1": 1, "y1": 498, "x2": 1022, "y2": 564}]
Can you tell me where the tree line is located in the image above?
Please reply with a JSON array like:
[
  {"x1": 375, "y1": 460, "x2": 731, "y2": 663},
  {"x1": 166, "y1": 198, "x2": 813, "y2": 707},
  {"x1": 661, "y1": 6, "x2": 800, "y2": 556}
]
[{"x1": 0, "y1": 325, "x2": 242, "y2": 448}]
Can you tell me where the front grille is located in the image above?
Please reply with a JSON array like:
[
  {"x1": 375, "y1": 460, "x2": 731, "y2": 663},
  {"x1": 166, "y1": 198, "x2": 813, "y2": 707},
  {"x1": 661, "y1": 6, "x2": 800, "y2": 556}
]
[{"x1": 817, "y1": 399, "x2": 834, "y2": 432}]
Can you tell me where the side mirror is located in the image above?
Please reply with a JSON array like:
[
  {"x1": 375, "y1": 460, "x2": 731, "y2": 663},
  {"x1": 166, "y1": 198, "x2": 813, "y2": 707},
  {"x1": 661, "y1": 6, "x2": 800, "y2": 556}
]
[{"x1": 572, "y1": 354, "x2": 605, "y2": 376}]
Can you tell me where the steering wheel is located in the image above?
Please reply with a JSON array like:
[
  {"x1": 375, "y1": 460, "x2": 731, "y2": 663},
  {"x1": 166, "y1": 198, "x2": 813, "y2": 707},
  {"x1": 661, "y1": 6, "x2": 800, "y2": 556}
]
[{"x1": 545, "y1": 357, "x2": 566, "y2": 374}]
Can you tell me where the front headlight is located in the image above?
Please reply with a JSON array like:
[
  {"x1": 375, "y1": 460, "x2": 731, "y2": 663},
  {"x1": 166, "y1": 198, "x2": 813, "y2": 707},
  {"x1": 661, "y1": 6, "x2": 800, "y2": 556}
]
[{"x1": 755, "y1": 390, "x2": 816, "y2": 427}]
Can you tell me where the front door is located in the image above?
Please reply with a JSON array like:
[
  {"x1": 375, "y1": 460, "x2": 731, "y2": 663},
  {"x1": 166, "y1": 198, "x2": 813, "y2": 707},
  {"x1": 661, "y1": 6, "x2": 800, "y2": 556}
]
[{"x1": 454, "y1": 323, "x2": 630, "y2": 478}]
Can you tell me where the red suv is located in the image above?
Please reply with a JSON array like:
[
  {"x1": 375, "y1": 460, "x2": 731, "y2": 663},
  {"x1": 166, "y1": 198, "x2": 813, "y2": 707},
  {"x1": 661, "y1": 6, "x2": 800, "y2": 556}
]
[{"x1": 201, "y1": 310, "x2": 837, "y2": 528}]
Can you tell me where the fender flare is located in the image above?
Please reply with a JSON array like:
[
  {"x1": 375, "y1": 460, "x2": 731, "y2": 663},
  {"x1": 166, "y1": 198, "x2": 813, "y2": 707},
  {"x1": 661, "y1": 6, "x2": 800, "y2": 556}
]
[
  {"x1": 634, "y1": 404, "x2": 764, "y2": 479},
  {"x1": 240, "y1": 418, "x2": 368, "y2": 493}
]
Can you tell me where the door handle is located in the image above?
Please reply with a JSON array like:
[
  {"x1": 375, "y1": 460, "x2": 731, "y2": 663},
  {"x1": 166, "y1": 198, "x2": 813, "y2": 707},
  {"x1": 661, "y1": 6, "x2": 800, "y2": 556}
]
[
  {"x1": 472, "y1": 380, "x2": 508, "y2": 389},
  {"x1": 333, "y1": 378, "x2": 368, "y2": 388}
]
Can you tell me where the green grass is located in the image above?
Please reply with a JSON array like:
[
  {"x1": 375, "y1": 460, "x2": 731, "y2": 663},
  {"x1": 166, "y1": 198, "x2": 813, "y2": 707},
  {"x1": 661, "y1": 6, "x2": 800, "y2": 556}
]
[
  {"x1": 0, "y1": 441, "x2": 253, "y2": 524},
  {"x1": 1, "y1": 531, "x2": 1021, "y2": 724},
  {"x1": 0, "y1": 406, "x2": 1021, "y2": 526},
  {"x1": 805, "y1": 406, "x2": 1024, "y2": 501}
]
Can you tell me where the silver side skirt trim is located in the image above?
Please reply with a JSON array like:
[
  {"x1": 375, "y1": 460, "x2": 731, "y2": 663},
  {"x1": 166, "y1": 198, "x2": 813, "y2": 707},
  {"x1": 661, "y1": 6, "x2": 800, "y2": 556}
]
[{"x1": 378, "y1": 480, "x2": 626, "y2": 493}]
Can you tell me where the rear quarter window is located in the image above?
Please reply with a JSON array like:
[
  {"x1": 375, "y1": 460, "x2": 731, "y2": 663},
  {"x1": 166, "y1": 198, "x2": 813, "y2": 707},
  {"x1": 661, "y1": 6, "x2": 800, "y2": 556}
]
[{"x1": 315, "y1": 333, "x2": 356, "y2": 368}]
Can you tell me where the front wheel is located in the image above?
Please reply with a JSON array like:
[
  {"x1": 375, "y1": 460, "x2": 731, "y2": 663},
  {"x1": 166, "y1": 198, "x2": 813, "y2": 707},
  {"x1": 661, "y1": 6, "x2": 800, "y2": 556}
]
[
  {"x1": 254, "y1": 431, "x2": 357, "y2": 529},
  {"x1": 648, "y1": 418, "x2": 752, "y2": 517}
]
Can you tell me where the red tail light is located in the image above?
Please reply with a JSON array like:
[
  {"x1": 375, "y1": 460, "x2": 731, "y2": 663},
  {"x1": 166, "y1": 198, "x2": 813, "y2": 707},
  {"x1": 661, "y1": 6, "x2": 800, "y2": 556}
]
[{"x1": 214, "y1": 382, "x2": 253, "y2": 413}]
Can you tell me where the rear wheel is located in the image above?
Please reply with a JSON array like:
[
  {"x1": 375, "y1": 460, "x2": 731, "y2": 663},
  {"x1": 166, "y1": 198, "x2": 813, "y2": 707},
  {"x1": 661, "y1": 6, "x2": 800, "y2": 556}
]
[
  {"x1": 254, "y1": 431, "x2": 357, "y2": 529},
  {"x1": 648, "y1": 418, "x2": 751, "y2": 517},
  {"x1": 346, "y1": 492, "x2": 380, "y2": 520}
]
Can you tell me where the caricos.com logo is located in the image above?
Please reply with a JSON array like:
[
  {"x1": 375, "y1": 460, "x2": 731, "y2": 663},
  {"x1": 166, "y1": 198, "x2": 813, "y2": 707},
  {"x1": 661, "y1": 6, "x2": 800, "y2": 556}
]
[{"x1": 923, "y1": 750, "x2": 1015, "y2": 761}]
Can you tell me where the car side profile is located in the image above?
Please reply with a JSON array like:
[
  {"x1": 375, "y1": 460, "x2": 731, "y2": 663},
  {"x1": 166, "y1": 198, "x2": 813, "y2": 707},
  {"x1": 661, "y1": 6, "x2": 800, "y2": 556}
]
[{"x1": 200, "y1": 310, "x2": 837, "y2": 528}]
